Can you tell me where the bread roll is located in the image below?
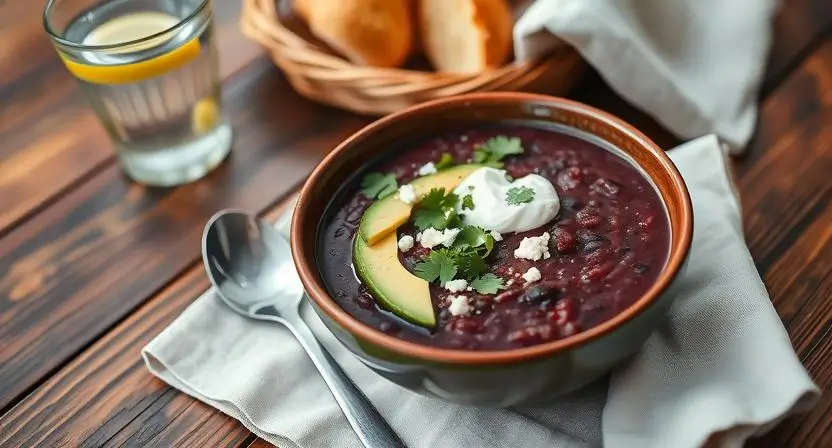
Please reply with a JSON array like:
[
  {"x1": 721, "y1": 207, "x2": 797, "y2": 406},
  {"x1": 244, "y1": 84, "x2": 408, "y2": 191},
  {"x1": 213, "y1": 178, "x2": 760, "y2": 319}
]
[
  {"x1": 420, "y1": 0, "x2": 513, "y2": 74},
  {"x1": 306, "y1": 0, "x2": 413, "y2": 68},
  {"x1": 293, "y1": 0, "x2": 312, "y2": 20}
]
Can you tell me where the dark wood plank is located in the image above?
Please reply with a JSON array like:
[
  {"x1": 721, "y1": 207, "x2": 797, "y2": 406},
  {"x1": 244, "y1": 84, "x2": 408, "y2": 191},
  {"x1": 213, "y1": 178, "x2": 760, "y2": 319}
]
[
  {"x1": 0, "y1": 62, "x2": 368, "y2": 412},
  {"x1": 0, "y1": 0, "x2": 265, "y2": 233},
  {"x1": 762, "y1": 0, "x2": 831, "y2": 93},
  {"x1": 740, "y1": 41, "x2": 832, "y2": 447},
  {"x1": 0, "y1": 197, "x2": 295, "y2": 448},
  {"x1": 0, "y1": 261, "x2": 249, "y2": 448}
]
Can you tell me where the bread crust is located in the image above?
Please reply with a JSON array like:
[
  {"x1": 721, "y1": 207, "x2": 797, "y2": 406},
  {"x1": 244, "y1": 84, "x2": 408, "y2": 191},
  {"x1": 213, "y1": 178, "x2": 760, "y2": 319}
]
[
  {"x1": 420, "y1": 0, "x2": 513, "y2": 73},
  {"x1": 306, "y1": 0, "x2": 414, "y2": 68}
]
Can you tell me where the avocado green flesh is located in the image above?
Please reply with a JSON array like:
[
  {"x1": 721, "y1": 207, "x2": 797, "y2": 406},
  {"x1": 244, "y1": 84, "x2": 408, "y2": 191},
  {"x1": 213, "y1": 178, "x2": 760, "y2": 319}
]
[{"x1": 353, "y1": 233, "x2": 435, "y2": 328}]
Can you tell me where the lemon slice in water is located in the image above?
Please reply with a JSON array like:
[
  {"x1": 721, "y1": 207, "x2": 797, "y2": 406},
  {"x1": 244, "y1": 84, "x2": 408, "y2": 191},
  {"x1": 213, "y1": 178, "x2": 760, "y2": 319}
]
[{"x1": 61, "y1": 11, "x2": 201, "y2": 85}]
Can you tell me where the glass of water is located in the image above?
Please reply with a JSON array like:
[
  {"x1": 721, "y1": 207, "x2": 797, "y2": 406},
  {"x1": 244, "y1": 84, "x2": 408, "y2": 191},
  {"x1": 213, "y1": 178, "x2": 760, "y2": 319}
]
[{"x1": 44, "y1": 0, "x2": 232, "y2": 186}]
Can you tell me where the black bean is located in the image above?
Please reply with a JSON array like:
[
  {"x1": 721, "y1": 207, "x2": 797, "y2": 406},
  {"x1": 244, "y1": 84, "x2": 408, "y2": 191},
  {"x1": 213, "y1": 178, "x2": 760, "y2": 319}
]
[
  {"x1": 520, "y1": 285, "x2": 558, "y2": 304},
  {"x1": 576, "y1": 229, "x2": 607, "y2": 243},
  {"x1": 561, "y1": 197, "x2": 583, "y2": 210},
  {"x1": 582, "y1": 241, "x2": 606, "y2": 253}
]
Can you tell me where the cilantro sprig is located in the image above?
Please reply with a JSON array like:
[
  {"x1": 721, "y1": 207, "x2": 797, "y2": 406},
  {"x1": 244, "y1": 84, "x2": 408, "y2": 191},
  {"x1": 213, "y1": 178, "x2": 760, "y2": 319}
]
[
  {"x1": 360, "y1": 172, "x2": 398, "y2": 199},
  {"x1": 414, "y1": 249, "x2": 458, "y2": 284},
  {"x1": 471, "y1": 136, "x2": 524, "y2": 168},
  {"x1": 506, "y1": 186, "x2": 535, "y2": 205},
  {"x1": 413, "y1": 223, "x2": 503, "y2": 293},
  {"x1": 412, "y1": 188, "x2": 462, "y2": 231},
  {"x1": 408, "y1": 183, "x2": 506, "y2": 294}
]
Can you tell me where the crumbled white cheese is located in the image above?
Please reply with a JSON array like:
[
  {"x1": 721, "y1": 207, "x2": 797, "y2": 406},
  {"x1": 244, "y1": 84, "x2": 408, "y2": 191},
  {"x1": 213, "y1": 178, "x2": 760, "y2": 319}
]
[
  {"x1": 522, "y1": 267, "x2": 542, "y2": 284},
  {"x1": 415, "y1": 232, "x2": 422, "y2": 242},
  {"x1": 420, "y1": 227, "x2": 461, "y2": 249},
  {"x1": 448, "y1": 295, "x2": 472, "y2": 316},
  {"x1": 398, "y1": 184, "x2": 417, "y2": 204},
  {"x1": 444, "y1": 279, "x2": 468, "y2": 292},
  {"x1": 513, "y1": 232, "x2": 551, "y2": 261},
  {"x1": 397, "y1": 235, "x2": 414, "y2": 252},
  {"x1": 490, "y1": 230, "x2": 503, "y2": 241},
  {"x1": 417, "y1": 162, "x2": 437, "y2": 176},
  {"x1": 506, "y1": 279, "x2": 514, "y2": 286}
]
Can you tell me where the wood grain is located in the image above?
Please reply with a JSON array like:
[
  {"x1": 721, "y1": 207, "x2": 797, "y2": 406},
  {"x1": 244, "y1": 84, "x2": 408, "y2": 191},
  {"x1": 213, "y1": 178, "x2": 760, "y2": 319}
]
[
  {"x1": 0, "y1": 197, "x2": 296, "y2": 448},
  {"x1": 763, "y1": 0, "x2": 831, "y2": 93},
  {"x1": 740, "y1": 41, "x2": 832, "y2": 448},
  {"x1": 0, "y1": 62, "x2": 367, "y2": 412},
  {"x1": 0, "y1": 0, "x2": 265, "y2": 233}
]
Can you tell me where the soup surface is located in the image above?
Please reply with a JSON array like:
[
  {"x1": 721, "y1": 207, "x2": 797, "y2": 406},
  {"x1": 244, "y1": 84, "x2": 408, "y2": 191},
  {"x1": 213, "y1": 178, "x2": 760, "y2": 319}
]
[{"x1": 318, "y1": 125, "x2": 670, "y2": 350}]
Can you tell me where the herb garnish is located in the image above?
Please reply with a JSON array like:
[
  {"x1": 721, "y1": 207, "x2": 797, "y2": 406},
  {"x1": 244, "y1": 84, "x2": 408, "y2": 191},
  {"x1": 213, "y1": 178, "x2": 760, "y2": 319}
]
[
  {"x1": 434, "y1": 153, "x2": 456, "y2": 171},
  {"x1": 471, "y1": 136, "x2": 524, "y2": 168},
  {"x1": 414, "y1": 249, "x2": 458, "y2": 284},
  {"x1": 360, "y1": 172, "x2": 398, "y2": 199},
  {"x1": 471, "y1": 273, "x2": 504, "y2": 294},
  {"x1": 461, "y1": 194, "x2": 475, "y2": 211},
  {"x1": 413, "y1": 188, "x2": 462, "y2": 231},
  {"x1": 413, "y1": 224, "x2": 502, "y2": 290},
  {"x1": 410, "y1": 188, "x2": 505, "y2": 293},
  {"x1": 506, "y1": 186, "x2": 535, "y2": 205}
]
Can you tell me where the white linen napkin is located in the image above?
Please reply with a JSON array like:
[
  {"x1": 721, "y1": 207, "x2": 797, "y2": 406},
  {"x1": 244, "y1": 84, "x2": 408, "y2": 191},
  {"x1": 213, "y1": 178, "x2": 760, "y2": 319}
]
[
  {"x1": 143, "y1": 135, "x2": 819, "y2": 448},
  {"x1": 513, "y1": 0, "x2": 779, "y2": 152}
]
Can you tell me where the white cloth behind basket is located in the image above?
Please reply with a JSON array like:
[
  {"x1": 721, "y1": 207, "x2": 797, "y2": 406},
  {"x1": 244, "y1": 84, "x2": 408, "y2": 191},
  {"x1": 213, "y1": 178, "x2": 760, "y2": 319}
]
[{"x1": 514, "y1": 0, "x2": 779, "y2": 152}]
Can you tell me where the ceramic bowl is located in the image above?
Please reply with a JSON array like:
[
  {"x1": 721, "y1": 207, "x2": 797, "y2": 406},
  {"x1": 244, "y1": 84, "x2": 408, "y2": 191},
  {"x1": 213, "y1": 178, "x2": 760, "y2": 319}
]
[{"x1": 291, "y1": 93, "x2": 693, "y2": 407}]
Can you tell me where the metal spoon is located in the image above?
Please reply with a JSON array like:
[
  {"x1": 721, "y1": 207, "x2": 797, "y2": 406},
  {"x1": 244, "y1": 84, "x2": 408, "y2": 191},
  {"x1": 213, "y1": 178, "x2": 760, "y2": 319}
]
[{"x1": 201, "y1": 210, "x2": 405, "y2": 448}]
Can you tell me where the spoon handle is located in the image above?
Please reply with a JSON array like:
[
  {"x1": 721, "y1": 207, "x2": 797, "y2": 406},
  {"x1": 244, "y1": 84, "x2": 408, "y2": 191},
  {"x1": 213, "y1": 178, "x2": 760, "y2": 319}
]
[{"x1": 282, "y1": 309, "x2": 406, "y2": 448}]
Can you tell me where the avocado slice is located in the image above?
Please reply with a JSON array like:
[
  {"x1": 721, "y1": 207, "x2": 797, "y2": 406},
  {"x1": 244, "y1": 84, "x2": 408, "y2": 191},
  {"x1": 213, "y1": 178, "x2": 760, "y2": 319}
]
[
  {"x1": 359, "y1": 164, "x2": 481, "y2": 245},
  {"x1": 353, "y1": 233, "x2": 435, "y2": 327}
]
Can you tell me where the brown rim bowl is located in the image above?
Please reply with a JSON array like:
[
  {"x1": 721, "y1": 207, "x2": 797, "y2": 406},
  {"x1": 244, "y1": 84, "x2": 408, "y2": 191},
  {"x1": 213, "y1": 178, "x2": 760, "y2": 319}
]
[{"x1": 291, "y1": 93, "x2": 693, "y2": 404}]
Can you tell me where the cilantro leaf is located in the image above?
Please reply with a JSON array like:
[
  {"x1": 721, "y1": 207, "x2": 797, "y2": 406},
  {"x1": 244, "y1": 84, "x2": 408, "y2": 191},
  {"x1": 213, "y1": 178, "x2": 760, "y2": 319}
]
[
  {"x1": 455, "y1": 250, "x2": 488, "y2": 279},
  {"x1": 413, "y1": 188, "x2": 461, "y2": 230},
  {"x1": 457, "y1": 225, "x2": 489, "y2": 249},
  {"x1": 434, "y1": 153, "x2": 456, "y2": 171},
  {"x1": 481, "y1": 136, "x2": 524, "y2": 158},
  {"x1": 413, "y1": 208, "x2": 445, "y2": 231},
  {"x1": 506, "y1": 186, "x2": 535, "y2": 205},
  {"x1": 471, "y1": 136, "x2": 524, "y2": 168},
  {"x1": 414, "y1": 250, "x2": 457, "y2": 284},
  {"x1": 360, "y1": 172, "x2": 398, "y2": 199},
  {"x1": 471, "y1": 273, "x2": 505, "y2": 294},
  {"x1": 461, "y1": 194, "x2": 475, "y2": 211},
  {"x1": 484, "y1": 233, "x2": 495, "y2": 255},
  {"x1": 472, "y1": 150, "x2": 489, "y2": 164}
]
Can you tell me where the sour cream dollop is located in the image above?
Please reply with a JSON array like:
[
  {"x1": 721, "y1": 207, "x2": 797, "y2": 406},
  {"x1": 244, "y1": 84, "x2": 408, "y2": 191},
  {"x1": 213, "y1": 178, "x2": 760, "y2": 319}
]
[{"x1": 453, "y1": 167, "x2": 560, "y2": 233}]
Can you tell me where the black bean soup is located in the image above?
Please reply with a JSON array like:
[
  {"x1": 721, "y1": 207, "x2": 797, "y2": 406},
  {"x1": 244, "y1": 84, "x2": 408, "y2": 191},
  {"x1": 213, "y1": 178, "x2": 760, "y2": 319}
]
[{"x1": 317, "y1": 125, "x2": 670, "y2": 350}]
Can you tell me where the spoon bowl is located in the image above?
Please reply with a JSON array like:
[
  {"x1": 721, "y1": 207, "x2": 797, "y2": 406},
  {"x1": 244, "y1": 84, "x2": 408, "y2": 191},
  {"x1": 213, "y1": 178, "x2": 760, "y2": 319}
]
[{"x1": 202, "y1": 211, "x2": 303, "y2": 317}]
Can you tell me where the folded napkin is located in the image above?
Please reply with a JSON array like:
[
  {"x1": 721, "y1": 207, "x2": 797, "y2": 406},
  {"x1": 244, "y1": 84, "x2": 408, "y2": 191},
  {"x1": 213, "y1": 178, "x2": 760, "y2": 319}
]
[
  {"x1": 143, "y1": 135, "x2": 819, "y2": 448},
  {"x1": 514, "y1": 0, "x2": 779, "y2": 152}
]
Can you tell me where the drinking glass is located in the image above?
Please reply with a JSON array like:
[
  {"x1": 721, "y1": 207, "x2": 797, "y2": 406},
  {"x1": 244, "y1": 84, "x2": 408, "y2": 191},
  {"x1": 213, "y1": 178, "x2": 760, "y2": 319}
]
[{"x1": 44, "y1": 0, "x2": 232, "y2": 186}]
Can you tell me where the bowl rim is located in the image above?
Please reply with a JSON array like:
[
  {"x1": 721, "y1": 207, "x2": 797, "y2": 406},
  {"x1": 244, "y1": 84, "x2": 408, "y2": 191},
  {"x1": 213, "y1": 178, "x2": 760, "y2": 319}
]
[{"x1": 291, "y1": 92, "x2": 693, "y2": 365}]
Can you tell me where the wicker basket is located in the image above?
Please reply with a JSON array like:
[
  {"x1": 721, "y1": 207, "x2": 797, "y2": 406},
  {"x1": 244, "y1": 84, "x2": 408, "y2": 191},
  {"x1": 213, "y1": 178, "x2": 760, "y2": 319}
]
[{"x1": 240, "y1": 0, "x2": 585, "y2": 115}]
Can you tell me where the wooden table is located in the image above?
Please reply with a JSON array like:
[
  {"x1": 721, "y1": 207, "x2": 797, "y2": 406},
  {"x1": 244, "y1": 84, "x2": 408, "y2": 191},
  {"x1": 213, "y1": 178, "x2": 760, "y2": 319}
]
[{"x1": 1, "y1": 1, "x2": 829, "y2": 446}]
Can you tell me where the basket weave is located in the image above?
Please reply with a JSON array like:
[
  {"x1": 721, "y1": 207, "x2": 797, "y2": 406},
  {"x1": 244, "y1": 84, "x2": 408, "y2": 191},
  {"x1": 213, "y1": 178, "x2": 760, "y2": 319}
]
[{"x1": 240, "y1": 0, "x2": 585, "y2": 115}]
